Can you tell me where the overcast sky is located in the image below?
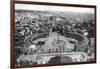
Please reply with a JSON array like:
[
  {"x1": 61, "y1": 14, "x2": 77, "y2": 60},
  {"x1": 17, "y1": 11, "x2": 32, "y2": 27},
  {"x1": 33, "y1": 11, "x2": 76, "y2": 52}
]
[{"x1": 15, "y1": 3, "x2": 94, "y2": 13}]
